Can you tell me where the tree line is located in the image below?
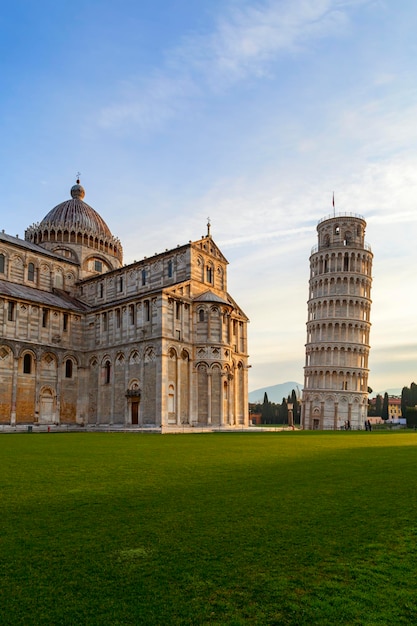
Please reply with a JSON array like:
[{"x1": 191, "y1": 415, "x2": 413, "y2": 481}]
[
  {"x1": 367, "y1": 392, "x2": 389, "y2": 420},
  {"x1": 250, "y1": 382, "x2": 417, "y2": 426},
  {"x1": 250, "y1": 389, "x2": 301, "y2": 425},
  {"x1": 367, "y1": 382, "x2": 417, "y2": 424}
]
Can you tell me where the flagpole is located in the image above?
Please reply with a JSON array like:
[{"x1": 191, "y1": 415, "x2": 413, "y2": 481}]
[{"x1": 332, "y1": 192, "x2": 335, "y2": 217}]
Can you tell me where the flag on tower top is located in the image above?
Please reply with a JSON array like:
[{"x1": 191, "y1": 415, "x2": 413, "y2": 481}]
[{"x1": 332, "y1": 192, "x2": 335, "y2": 208}]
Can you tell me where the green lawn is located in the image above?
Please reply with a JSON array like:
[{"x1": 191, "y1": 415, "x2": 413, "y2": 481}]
[{"x1": 2, "y1": 431, "x2": 417, "y2": 625}]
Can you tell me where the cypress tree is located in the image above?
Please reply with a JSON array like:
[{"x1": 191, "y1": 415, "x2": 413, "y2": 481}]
[
  {"x1": 280, "y1": 398, "x2": 288, "y2": 424},
  {"x1": 401, "y1": 386, "x2": 410, "y2": 419},
  {"x1": 410, "y1": 382, "x2": 417, "y2": 407},
  {"x1": 291, "y1": 389, "x2": 299, "y2": 424},
  {"x1": 382, "y1": 392, "x2": 389, "y2": 420},
  {"x1": 262, "y1": 392, "x2": 270, "y2": 424}
]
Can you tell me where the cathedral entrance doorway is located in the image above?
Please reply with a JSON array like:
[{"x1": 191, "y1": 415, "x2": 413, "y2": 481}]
[{"x1": 131, "y1": 401, "x2": 139, "y2": 425}]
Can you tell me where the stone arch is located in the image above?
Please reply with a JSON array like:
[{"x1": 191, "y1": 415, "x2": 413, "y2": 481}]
[
  {"x1": 63, "y1": 356, "x2": 77, "y2": 379},
  {"x1": 54, "y1": 267, "x2": 64, "y2": 289},
  {"x1": 142, "y1": 346, "x2": 157, "y2": 424},
  {"x1": 210, "y1": 363, "x2": 222, "y2": 425},
  {"x1": 168, "y1": 383, "x2": 175, "y2": 415},
  {"x1": 16, "y1": 348, "x2": 38, "y2": 423},
  {"x1": 39, "y1": 386, "x2": 56, "y2": 424},
  {"x1": 167, "y1": 347, "x2": 178, "y2": 424},
  {"x1": 115, "y1": 352, "x2": 125, "y2": 366},
  {"x1": 129, "y1": 349, "x2": 141, "y2": 364},
  {"x1": 11, "y1": 254, "x2": 25, "y2": 281},
  {"x1": 65, "y1": 272, "x2": 76, "y2": 287},
  {"x1": 0, "y1": 249, "x2": 8, "y2": 276},
  {"x1": 168, "y1": 346, "x2": 178, "y2": 359},
  {"x1": 0, "y1": 345, "x2": 13, "y2": 423},
  {"x1": 26, "y1": 258, "x2": 38, "y2": 283},
  {"x1": 52, "y1": 245, "x2": 79, "y2": 263},
  {"x1": 82, "y1": 253, "x2": 113, "y2": 274},
  {"x1": 20, "y1": 350, "x2": 36, "y2": 375},
  {"x1": 210, "y1": 306, "x2": 222, "y2": 341},
  {"x1": 128, "y1": 378, "x2": 141, "y2": 393},
  {"x1": 206, "y1": 261, "x2": 214, "y2": 284},
  {"x1": 144, "y1": 346, "x2": 156, "y2": 362},
  {"x1": 101, "y1": 355, "x2": 112, "y2": 385},
  {"x1": 216, "y1": 265, "x2": 224, "y2": 290},
  {"x1": 196, "y1": 255, "x2": 205, "y2": 282},
  {"x1": 196, "y1": 362, "x2": 209, "y2": 424},
  {"x1": 235, "y1": 361, "x2": 246, "y2": 425}
]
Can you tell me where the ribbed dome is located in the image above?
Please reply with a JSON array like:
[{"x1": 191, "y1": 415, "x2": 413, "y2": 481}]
[{"x1": 39, "y1": 182, "x2": 113, "y2": 238}]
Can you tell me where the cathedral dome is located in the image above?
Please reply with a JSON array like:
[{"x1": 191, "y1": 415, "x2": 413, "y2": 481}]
[
  {"x1": 25, "y1": 180, "x2": 123, "y2": 267},
  {"x1": 39, "y1": 181, "x2": 113, "y2": 238}
]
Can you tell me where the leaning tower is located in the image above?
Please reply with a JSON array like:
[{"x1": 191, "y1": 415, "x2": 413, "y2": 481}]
[{"x1": 302, "y1": 212, "x2": 373, "y2": 430}]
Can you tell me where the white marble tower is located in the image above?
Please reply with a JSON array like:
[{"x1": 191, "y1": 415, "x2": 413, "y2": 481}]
[{"x1": 302, "y1": 212, "x2": 373, "y2": 430}]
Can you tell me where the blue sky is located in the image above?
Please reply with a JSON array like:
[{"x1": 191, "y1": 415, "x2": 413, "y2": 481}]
[{"x1": 1, "y1": 0, "x2": 416, "y2": 394}]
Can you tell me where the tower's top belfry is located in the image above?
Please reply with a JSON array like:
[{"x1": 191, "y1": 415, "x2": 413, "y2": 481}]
[{"x1": 315, "y1": 212, "x2": 369, "y2": 253}]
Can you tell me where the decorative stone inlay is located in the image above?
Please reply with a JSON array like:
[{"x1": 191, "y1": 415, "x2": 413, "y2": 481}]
[{"x1": 0, "y1": 346, "x2": 10, "y2": 359}]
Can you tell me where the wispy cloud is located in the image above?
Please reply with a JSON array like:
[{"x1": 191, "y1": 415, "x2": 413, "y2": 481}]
[
  {"x1": 201, "y1": 0, "x2": 351, "y2": 83},
  {"x1": 99, "y1": 0, "x2": 364, "y2": 131}
]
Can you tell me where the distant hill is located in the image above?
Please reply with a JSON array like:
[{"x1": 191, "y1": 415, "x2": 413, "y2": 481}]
[
  {"x1": 249, "y1": 382, "x2": 302, "y2": 404},
  {"x1": 249, "y1": 384, "x2": 403, "y2": 404},
  {"x1": 371, "y1": 388, "x2": 402, "y2": 398}
]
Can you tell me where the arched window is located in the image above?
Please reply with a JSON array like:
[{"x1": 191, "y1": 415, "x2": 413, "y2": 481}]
[
  {"x1": 65, "y1": 359, "x2": 73, "y2": 378},
  {"x1": 144, "y1": 300, "x2": 150, "y2": 321},
  {"x1": 167, "y1": 260, "x2": 173, "y2": 278},
  {"x1": 0, "y1": 253, "x2": 5, "y2": 274},
  {"x1": 8, "y1": 302, "x2": 15, "y2": 321},
  {"x1": 129, "y1": 304, "x2": 135, "y2": 325},
  {"x1": 104, "y1": 361, "x2": 111, "y2": 384},
  {"x1": 199, "y1": 309, "x2": 205, "y2": 322},
  {"x1": 55, "y1": 272, "x2": 63, "y2": 289},
  {"x1": 168, "y1": 384, "x2": 175, "y2": 413},
  {"x1": 23, "y1": 354, "x2": 32, "y2": 374},
  {"x1": 28, "y1": 262, "x2": 35, "y2": 281},
  {"x1": 142, "y1": 269, "x2": 147, "y2": 286}
]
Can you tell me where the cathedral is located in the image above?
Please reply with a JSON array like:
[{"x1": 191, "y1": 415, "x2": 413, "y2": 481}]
[{"x1": 0, "y1": 181, "x2": 249, "y2": 430}]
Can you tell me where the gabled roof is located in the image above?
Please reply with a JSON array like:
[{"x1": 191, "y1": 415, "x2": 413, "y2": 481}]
[
  {"x1": 0, "y1": 231, "x2": 77, "y2": 264},
  {"x1": 193, "y1": 290, "x2": 233, "y2": 307},
  {"x1": 193, "y1": 291, "x2": 249, "y2": 320},
  {"x1": 0, "y1": 279, "x2": 89, "y2": 312},
  {"x1": 192, "y1": 236, "x2": 229, "y2": 264}
]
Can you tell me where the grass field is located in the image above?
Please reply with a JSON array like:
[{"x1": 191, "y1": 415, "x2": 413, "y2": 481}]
[{"x1": 2, "y1": 431, "x2": 417, "y2": 625}]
